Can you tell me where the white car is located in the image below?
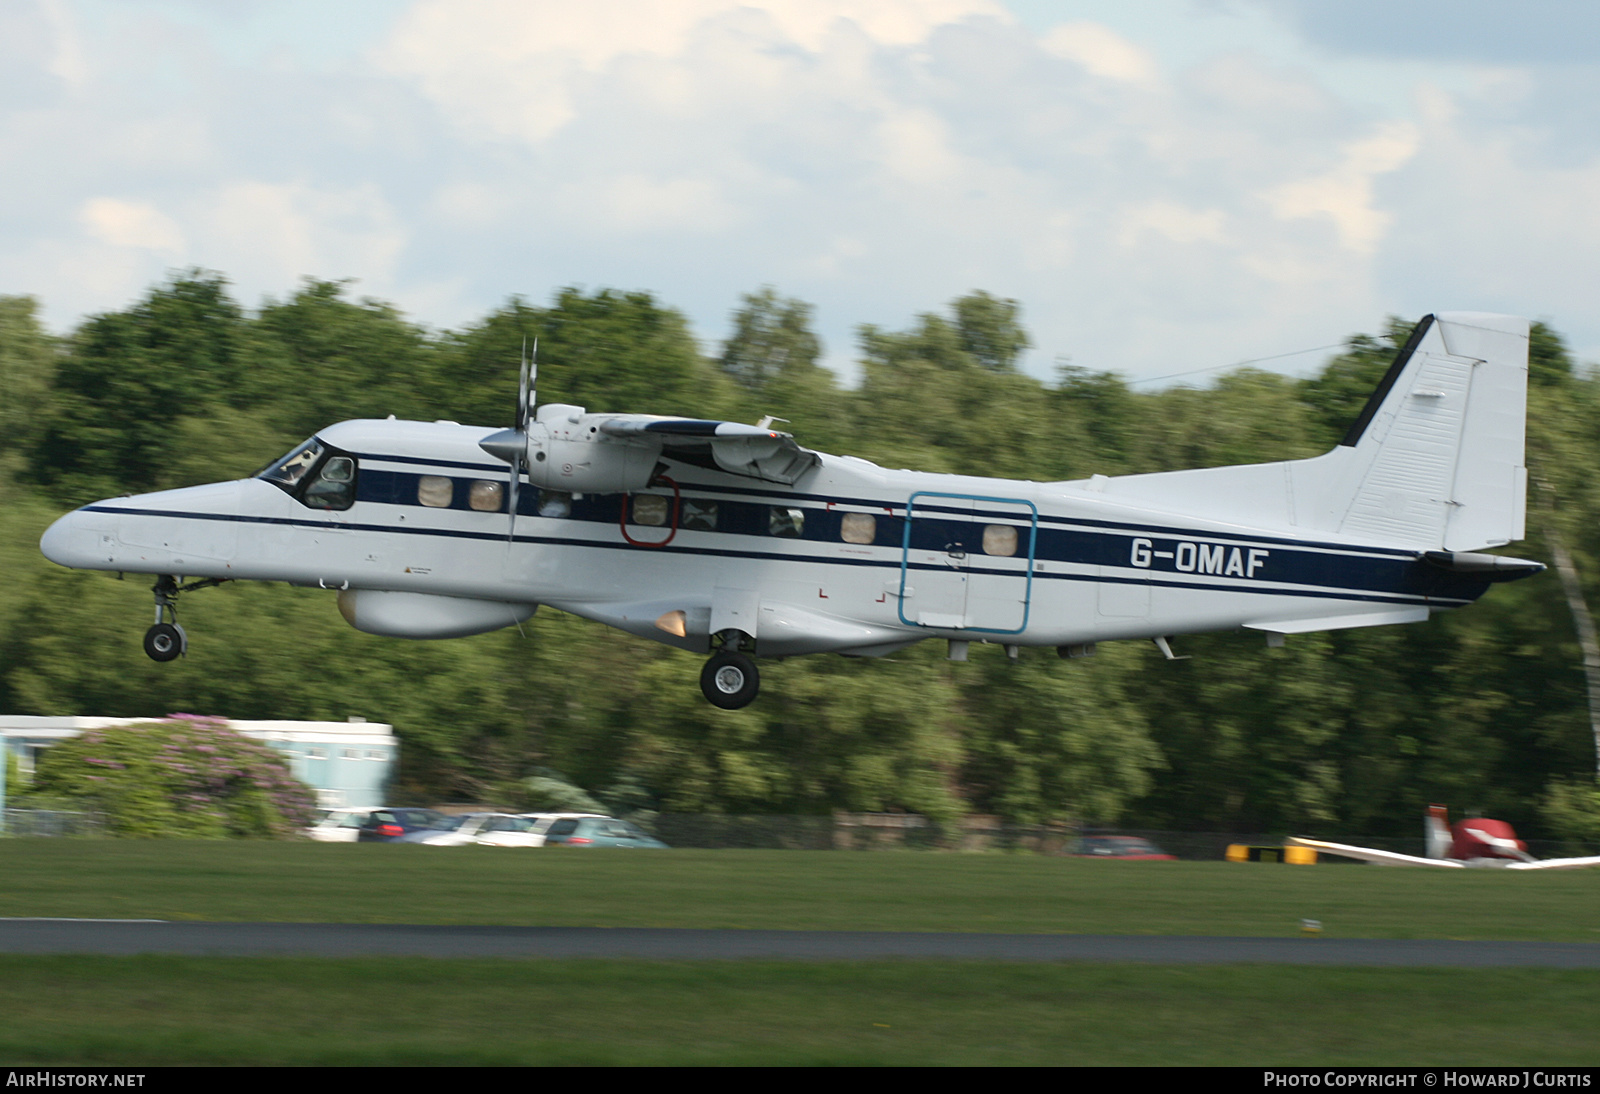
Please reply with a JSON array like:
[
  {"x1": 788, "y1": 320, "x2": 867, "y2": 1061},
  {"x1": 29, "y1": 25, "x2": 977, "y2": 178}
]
[
  {"x1": 305, "y1": 807, "x2": 377, "y2": 842},
  {"x1": 402, "y1": 812, "x2": 549, "y2": 847}
]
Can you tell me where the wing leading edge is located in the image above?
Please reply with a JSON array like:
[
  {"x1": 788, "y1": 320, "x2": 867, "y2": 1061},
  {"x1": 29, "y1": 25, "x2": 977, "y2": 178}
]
[{"x1": 1286, "y1": 836, "x2": 1465, "y2": 867}]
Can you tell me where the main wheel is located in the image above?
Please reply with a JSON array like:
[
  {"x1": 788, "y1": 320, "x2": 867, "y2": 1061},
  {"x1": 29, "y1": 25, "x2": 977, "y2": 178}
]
[
  {"x1": 143, "y1": 622, "x2": 186, "y2": 662},
  {"x1": 700, "y1": 650, "x2": 759, "y2": 709}
]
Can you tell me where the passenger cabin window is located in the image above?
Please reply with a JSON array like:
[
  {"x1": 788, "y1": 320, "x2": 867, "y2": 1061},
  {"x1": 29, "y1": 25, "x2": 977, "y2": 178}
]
[
  {"x1": 469, "y1": 480, "x2": 503, "y2": 512},
  {"x1": 682, "y1": 499, "x2": 718, "y2": 531},
  {"x1": 982, "y1": 524, "x2": 1018, "y2": 557},
  {"x1": 632, "y1": 494, "x2": 669, "y2": 526},
  {"x1": 538, "y1": 491, "x2": 572, "y2": 518},
  {"x1": 769, "y1": 507, "x2": 805, "y2": 537},
  {"x1": 418, "y1": 476, "x2": 453, "y2": 507},
  {"x1": 840, "y1": 513, "x2": 876, "y2": 545}
]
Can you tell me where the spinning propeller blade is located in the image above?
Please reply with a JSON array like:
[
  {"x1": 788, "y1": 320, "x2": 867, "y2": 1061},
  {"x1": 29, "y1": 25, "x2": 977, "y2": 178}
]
[{"x1": 506, "y1": 339, "x2": 536, "y2": 544}]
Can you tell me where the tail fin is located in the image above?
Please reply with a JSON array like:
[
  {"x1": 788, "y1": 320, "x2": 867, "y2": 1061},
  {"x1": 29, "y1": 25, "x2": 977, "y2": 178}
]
[
  {"x1": 1426, "y1": 803, "x2": 1452, "y2": 859},
  {"x1": 1319, "y1": 313, "x2": 1529, "y2": 550},
  {"x1": 1082, "y1": 312, "x2": 1530, "y2": 551}
]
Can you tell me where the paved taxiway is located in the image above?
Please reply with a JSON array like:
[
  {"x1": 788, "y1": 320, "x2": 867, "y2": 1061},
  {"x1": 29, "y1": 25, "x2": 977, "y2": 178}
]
[{"x1": 3, "y1": 920, "x2": 1600, "y2": 966}]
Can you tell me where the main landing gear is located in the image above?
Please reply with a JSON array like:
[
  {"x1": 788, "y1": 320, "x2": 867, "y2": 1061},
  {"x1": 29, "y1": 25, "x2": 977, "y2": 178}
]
[
  {"x1": 142, "y1": 575, "x2": 227, "y2": 663},
  {"x1": 700, "y1": 632, "x2": 759, "y2": 710}
]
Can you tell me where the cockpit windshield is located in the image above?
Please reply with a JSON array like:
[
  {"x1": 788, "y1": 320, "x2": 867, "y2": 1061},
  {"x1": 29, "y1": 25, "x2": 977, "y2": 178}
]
[
  {"x1": 257, "y1": 438, "x2": 358, "y2": 511},
  {"x1": 259, "y1": 440, "x2": 324, "y2": 489}
]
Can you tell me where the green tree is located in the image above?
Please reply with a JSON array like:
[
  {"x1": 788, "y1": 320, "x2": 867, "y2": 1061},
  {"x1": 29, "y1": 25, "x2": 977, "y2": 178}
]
[
  {"x1": 953, "y1": 290, "x2": 1029, "y2": 373},
  {"x1": 32, "y1": 271, "x2": 255, "y2": 501},
  {"x1": 0, "y1": 296, "x2": 58, "y2": 469}
]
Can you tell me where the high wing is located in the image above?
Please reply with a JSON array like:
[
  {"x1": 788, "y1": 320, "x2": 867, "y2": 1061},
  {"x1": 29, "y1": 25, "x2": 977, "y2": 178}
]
[
  {"x1": 1287, "y1": 837, "x2": 1466, "y2": 867},
  {"x1": 1503, "y1": 856, "x2": 1600, "y2": 871},
  {"x1": 598, "y1": 416, "x2": 820, "y2": 484}
]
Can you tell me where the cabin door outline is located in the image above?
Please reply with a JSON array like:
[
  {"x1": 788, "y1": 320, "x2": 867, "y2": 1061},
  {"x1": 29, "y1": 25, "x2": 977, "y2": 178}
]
[{"x1": 898, "y1": 491, "x2": 1037, "y2": 635}]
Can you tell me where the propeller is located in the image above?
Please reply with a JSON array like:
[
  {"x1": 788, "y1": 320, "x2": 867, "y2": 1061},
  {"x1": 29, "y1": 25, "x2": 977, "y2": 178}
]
[{"x1": 480, "y1": 337, "x2": 538, "y2": 544}]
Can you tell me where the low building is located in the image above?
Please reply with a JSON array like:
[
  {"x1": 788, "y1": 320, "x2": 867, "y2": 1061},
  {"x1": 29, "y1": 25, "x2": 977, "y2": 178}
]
[{"x1": 0, "y1": 715, "x2": 397, "y2": 810}]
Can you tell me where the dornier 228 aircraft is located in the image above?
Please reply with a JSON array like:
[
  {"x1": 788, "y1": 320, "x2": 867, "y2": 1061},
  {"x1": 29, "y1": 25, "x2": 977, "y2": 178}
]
[{"x1": 40, "y1": 312, "x2": 1544, "y2": 709}]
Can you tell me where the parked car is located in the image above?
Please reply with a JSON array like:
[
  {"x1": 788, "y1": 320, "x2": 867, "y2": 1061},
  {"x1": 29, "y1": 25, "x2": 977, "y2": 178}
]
[
  {"x1": 1069, "y1": 836, "x2": 1176, "y2": 860},
  {"x1": 398, "y1": 813, "x2": 546, "y2": 847},
  {"x1": 540, "y1": 816, "x2": 670, "y2": 849},
  {"x1": 355, "y1": 808, "x2": 449, "y2": 842},
  {"x1": 305, "y1": 807, "x2": 377, "y2": 842},
  {"x1": 518, "y1": 812, "x2": 611, "y2": 846}
]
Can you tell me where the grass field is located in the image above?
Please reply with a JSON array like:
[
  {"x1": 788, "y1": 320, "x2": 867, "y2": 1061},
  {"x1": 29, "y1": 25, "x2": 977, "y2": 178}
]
[
  {"x1": 2, "y1": 840, "x2": 1598, "y2": 939},
  {"x1": 1, "y1": 841, "x2": 1597, "y2": 1065},
  {"x1": 0, "y1": 956, "x2": 1597, "y2": 1066}
]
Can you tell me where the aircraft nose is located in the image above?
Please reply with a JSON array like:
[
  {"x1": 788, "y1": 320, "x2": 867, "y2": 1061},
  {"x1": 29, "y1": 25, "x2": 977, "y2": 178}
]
[{"x1": 40, "y1": 507, "x2": 114, "y2": 570}]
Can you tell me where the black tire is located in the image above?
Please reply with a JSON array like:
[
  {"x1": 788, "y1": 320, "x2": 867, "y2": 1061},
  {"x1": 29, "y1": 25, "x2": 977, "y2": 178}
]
[
  {"x1": 143, "y1": 622, "x2": 186, "y2": 662},
  {"x1": 700, "y1": 651, "x2": 759, "y2": 709}
]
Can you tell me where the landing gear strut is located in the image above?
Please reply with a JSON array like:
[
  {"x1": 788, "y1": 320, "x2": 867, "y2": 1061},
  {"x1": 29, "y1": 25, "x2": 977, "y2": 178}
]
[
  {"x1": 701, "y1": 632, "x2": 759, "y2": 709},
  {"x1": 141, "y1": 575, "x2": 227, "y2": 663}
]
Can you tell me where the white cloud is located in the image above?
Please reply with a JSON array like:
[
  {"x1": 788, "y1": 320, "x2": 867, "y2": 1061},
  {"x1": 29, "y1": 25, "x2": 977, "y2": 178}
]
[
  {"x1": 1117, "y1": 201, "x2": 1228, "y2": 247},
  {"x1": 377, "y1": 0, "x2": 1005, "y2": 142},
  {"x1": 1041, "y1": 21, "x2": 1158, "y2": 84},
  {"x1": 195, "y1": 182, "x2": 407, "y2": 297},
  {"x1": 1262, "y1": 121, "x2": 1418, "y2": 254},
  {"x1": 78, "y1": 197, "x2": 185, "y2": 253}
]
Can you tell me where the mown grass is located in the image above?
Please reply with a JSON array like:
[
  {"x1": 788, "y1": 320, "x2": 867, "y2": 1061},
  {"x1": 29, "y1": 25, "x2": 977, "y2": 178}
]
[
  {"x1": 0, "y1": 956, "x2": 1597, "y2": 1066},
  {"x1": 1, "y1": 840, "x2": 1598, "y2": 940}
]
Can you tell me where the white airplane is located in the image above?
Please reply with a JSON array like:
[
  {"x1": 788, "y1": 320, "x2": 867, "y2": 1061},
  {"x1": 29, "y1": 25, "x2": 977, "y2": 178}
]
[
  {"x1": 1290, "y1": 805, "x2": 1600, "y2": 870},
  {"x1": 40, "y1": 312, "x2": 1544, "y2": 709}
]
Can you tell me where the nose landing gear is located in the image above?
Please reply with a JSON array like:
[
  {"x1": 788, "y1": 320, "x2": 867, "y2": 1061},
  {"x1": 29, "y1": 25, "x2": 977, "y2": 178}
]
[
  {"x1": 700, "y1": 631, "x2": 759, "y2": 710},
  {"x1": 142, "y1": 575, "x2": 228, "y2": 662}
]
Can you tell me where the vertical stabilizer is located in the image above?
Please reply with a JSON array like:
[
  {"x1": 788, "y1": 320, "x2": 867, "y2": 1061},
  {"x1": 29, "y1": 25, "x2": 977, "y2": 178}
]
[
  {"x1": 1426, "y1": 803, "x2": 1452, "y2": 860},
  {"x1": 1075, "y1": 313, "x2": 1530, "y2": 552},
  {"x1": 1324, "y1": 312, "x2": 1529, "y2": 550}
]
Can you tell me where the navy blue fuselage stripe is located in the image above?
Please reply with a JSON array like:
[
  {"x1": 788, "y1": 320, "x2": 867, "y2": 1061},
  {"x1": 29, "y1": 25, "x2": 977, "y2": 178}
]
[
  {"x1": 349, "y1": 467, "x2": 1468, "y2": 601},
  {"x1": 85, "y1": 495, "x2": 1489, "y2": 608},
  {"x1": 349, "y1": 451, "x2": 1421, "y2": 557}
]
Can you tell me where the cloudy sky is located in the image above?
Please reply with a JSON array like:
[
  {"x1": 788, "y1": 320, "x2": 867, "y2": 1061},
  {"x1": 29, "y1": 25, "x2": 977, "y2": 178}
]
[{"x1": 5, "y1": 0, "x2": 1599, "y2": 386}]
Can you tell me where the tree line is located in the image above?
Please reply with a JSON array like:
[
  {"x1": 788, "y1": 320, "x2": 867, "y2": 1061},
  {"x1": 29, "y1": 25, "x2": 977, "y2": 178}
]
[{"x1": 2, "y1": 273, "x2": 1598, "y2": 840}]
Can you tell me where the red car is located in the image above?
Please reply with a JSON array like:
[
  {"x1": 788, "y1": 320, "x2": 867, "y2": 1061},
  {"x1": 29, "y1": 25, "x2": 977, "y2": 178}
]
[{"x1": 1070, "y1": 836, "x2": 1176, "y2": 860}]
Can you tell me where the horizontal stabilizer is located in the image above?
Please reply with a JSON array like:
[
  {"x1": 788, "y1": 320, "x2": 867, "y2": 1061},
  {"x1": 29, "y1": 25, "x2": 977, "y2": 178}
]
[{"x1": 1244, "y1": 607, "x2": 1428, "y2": 635}]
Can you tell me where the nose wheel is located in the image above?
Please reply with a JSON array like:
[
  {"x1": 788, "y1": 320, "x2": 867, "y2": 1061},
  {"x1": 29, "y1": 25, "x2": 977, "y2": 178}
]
[
  {"x1": 141, "y1": 574, "x2": 226, "y2": 662},
  {"x1": 700, "y1": 649, "x2": 760, "y2": 709}
]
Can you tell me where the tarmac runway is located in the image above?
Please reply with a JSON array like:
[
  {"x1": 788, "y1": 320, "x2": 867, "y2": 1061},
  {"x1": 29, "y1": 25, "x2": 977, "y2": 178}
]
[{"x1": 3, "y1": 920, "x2": 1600, "y2": 966}]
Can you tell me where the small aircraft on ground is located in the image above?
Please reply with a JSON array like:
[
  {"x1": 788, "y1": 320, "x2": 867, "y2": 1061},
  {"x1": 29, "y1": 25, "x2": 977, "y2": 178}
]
[
  {"x1": 1290, "y1": 805, "x2": 1600, "y2": 869},
  {"x1": 41, "y1": 312, "x2": 1544, "y2": 708}
]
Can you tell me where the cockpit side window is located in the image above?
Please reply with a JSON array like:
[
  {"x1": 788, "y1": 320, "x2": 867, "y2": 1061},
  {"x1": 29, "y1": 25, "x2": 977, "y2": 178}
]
[
  {"x1": 303, "y1": 456, "x2": 356, "y2": 510},
  {"x1": 258, "y1": 438, "x2": 358, "y2": 511}
]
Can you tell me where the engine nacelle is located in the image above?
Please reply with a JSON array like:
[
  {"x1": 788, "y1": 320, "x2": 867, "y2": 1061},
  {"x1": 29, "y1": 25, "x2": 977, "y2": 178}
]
[
  {"x1": 337, "y1": 589, "x2": 536, "y2": 639},
  {"x1": 522, "y1": 417, "x2": 658, "y2": 494}
]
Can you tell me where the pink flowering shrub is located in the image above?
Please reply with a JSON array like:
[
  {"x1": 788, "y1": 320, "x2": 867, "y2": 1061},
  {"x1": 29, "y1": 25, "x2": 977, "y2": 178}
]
[{"x1": 33, "y1": 715, "x2": 318, "y2": 838}]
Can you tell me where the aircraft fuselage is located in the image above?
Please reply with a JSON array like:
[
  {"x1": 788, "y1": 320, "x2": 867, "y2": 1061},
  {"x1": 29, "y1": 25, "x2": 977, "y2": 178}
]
[{"x1": 41, "y1": 417, "x2": 1497, "y2": 661}]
